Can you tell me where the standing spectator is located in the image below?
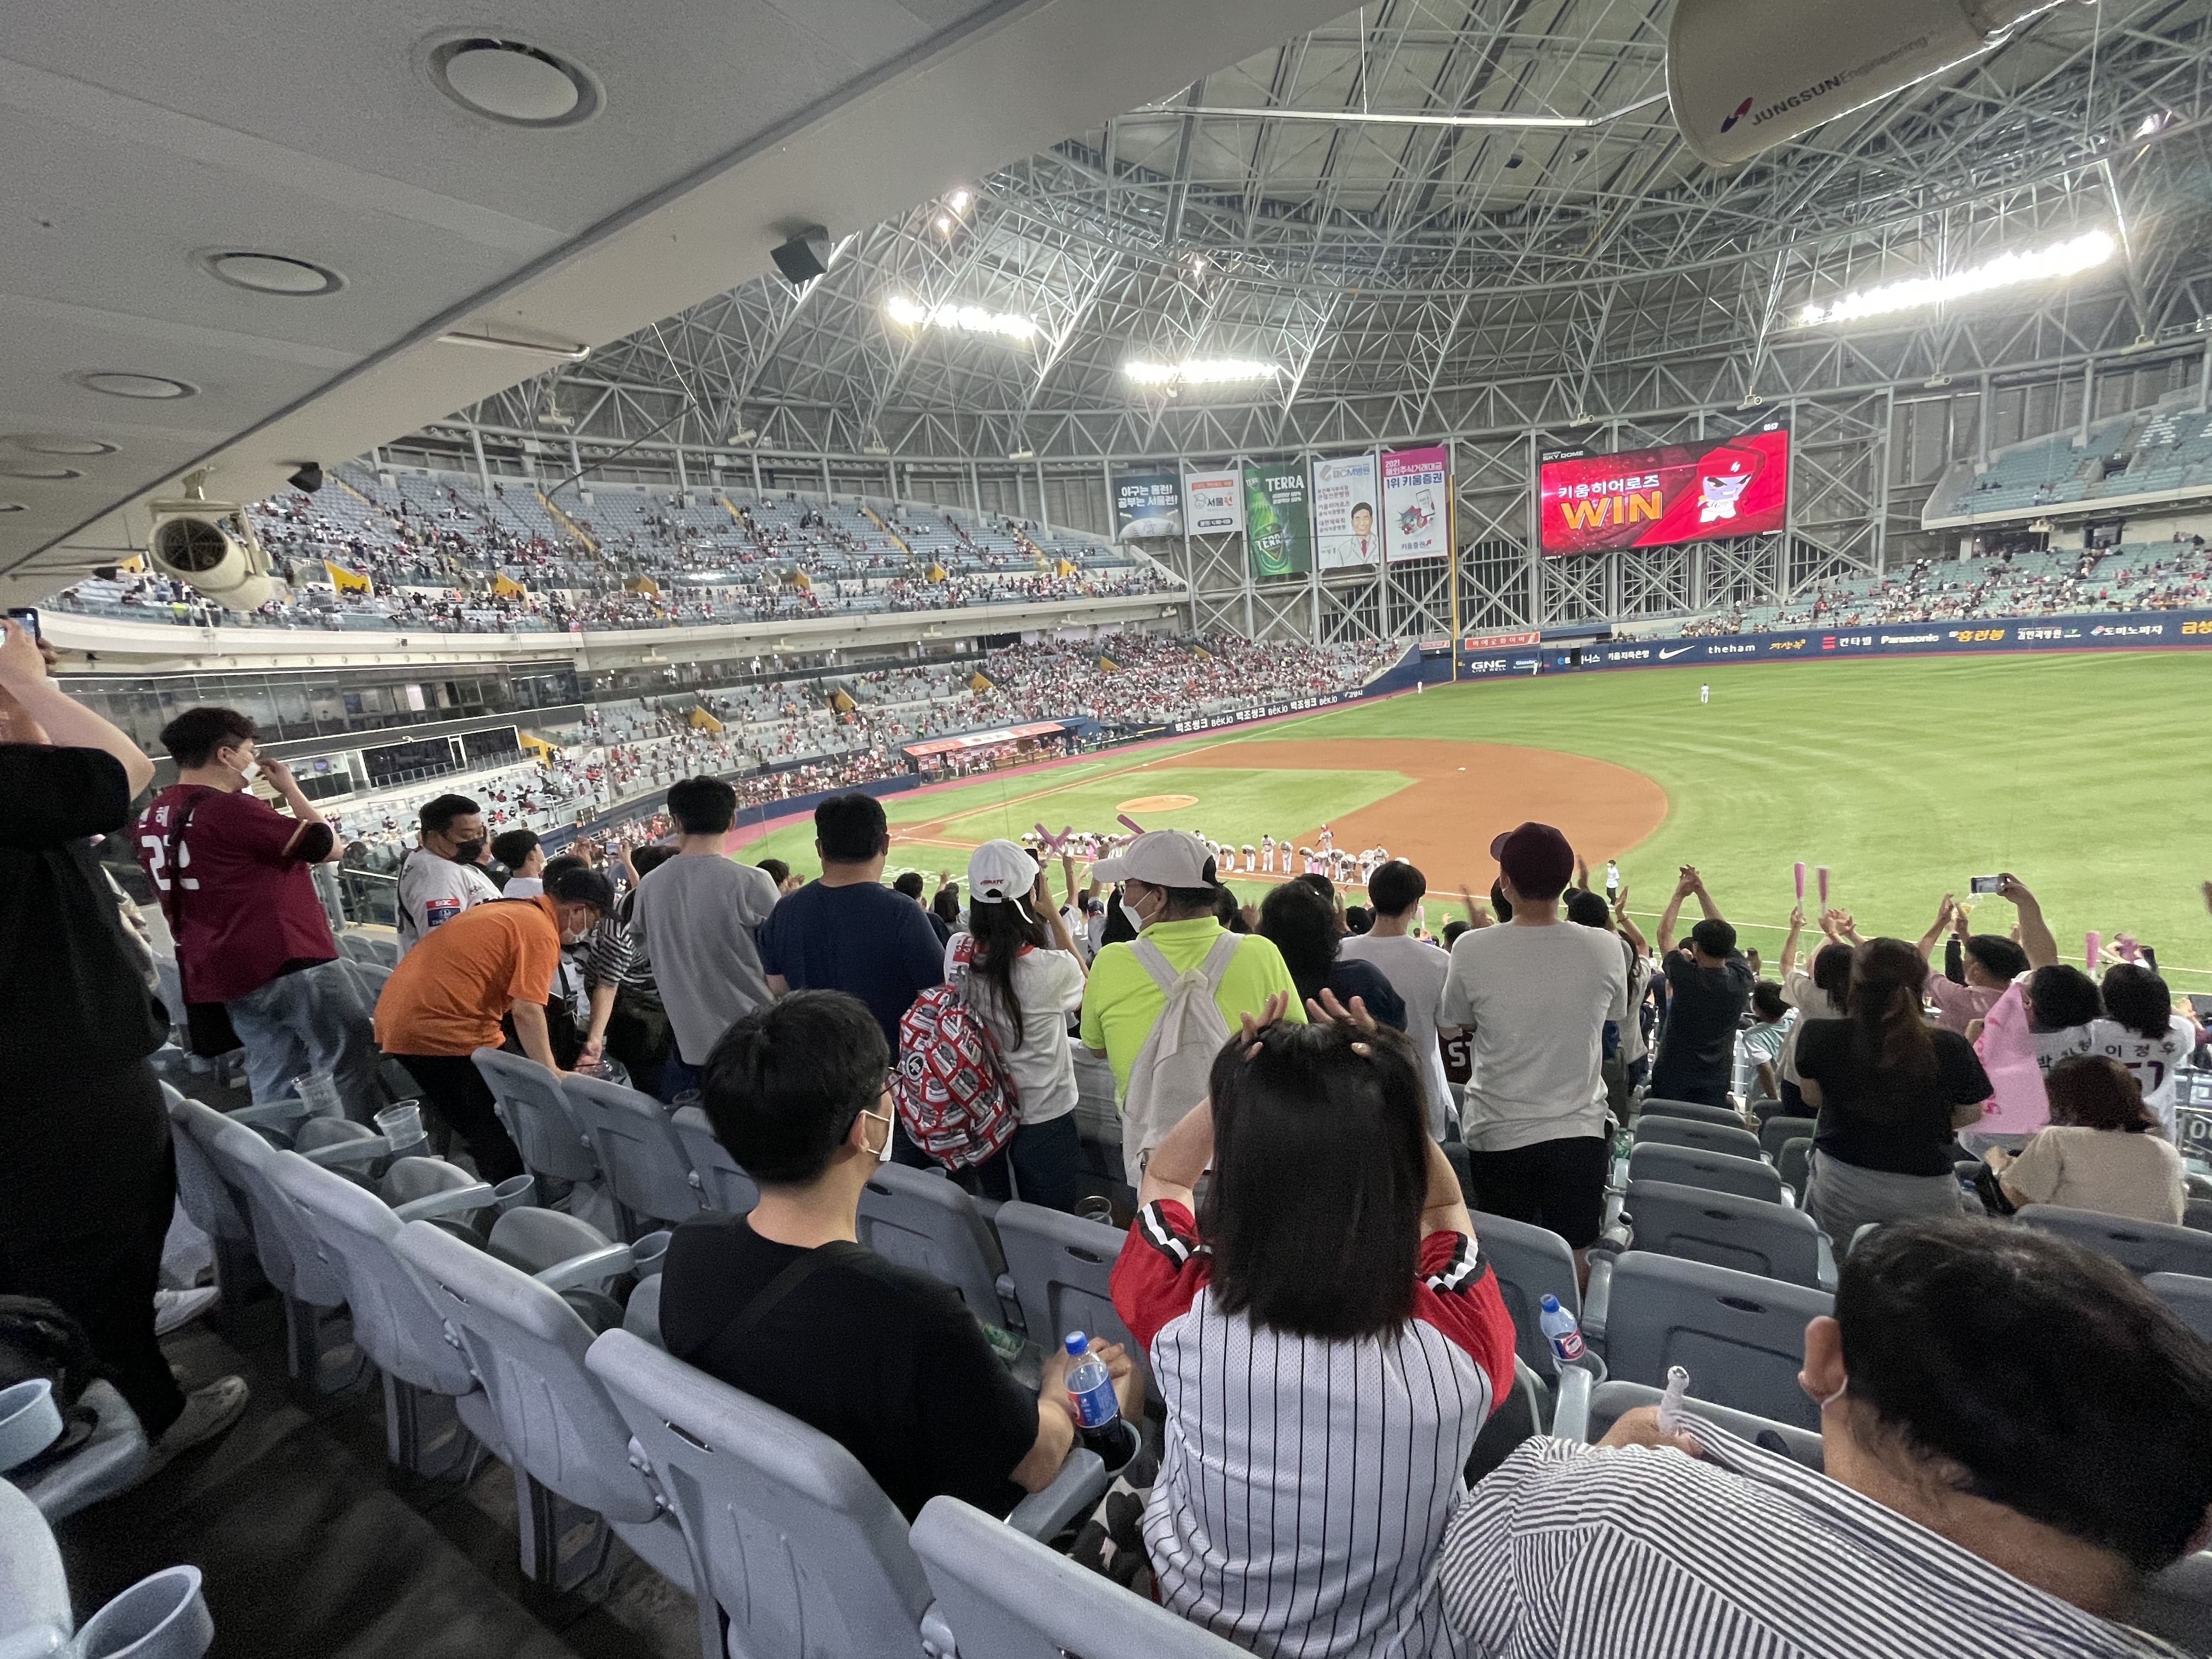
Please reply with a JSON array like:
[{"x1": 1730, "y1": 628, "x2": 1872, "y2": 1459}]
[
  {"x1": 0, "y1": 620, "x2": 247, "y2": 1463},
  {"x1": 1778, "y1": 911, "x2": 1852, "y2": 1118},
  {"x1": 756, "y1": 856, "x2": 802, "y2": 895},
  {"x1": 1915, "y1": 894, "x2": 2027, "y2": 1035},
  {"x1": 394, "y1": 792, "x2": 499, "y2": 958},
  {"x1": 580, "y1": 843, "x2": 677, "y2": 1097},
  {"x1": 1257, "y1": 880, "x2": 1407, "y2": 1029},
  {"x1": 1440, "y1": 823, "x2": 1628, "y2": 1266},
  {"x1": 760, "y1": 793, "x2": 945, "y2": 1054},
  {"x1": 2089, "y1": 963, "x2": 2197, "y2": 1140},
  {"x1": 374, "y1": 867, "x2": 612, "y2": 1181},
  {"x1": 895, "y1": 870, "x2": 952, "y2": 945},
  {"x1": 1741, "y1": 981, "x2": 1796, "y2": 1109},
  {"x1": 132, "y1": 707, "x2": 379, "y2": 1120},
  {"x1": 1649, "y1": 866, "x2": 1753, "y2": 1107},
  {"x1": 630, "y1": 777, "x2": 782, "y2": 1099},
  {"x1": 1341, "y1": 860, "x2": 1457, "y2": 1139},
  {"x1": 1798, "y1": 938, "x2": 1991, "y2": 1248},
  {"x1": 490, "y1": 828, "x2": 543, "y2": 896},
  {"x1": 1987, "y1": 1056, "x2": 2186, "y2": 1223},
  {"x1": 1079, "y1": 831, "x2": 1304, "y2": 1178}
]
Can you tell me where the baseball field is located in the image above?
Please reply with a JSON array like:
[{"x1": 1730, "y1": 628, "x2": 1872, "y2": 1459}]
[{"x1": 737, "y1": 650, "x2": 2212, "y2": 980}]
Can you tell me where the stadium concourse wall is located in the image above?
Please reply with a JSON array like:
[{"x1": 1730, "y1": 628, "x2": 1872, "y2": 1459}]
[
  {"x1": 539, "y1": 645, "x2": 1427, "y2": 853},
  {"x1": 1450, "y1": 608, "x2": 2212, "y2": 678}
]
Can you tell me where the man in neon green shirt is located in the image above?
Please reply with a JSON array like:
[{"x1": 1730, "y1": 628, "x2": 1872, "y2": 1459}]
[{"x1": 1080, "y1": 831, "x2": 1304, "y2": 1172}]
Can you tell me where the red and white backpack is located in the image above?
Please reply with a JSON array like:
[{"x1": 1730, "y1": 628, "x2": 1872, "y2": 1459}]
[{"x1": 894, "y1": 951, "x2": 1020, "y2": 1170}]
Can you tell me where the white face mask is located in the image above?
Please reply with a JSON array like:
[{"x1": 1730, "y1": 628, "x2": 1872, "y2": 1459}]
[
  {"x1": 862, "y1": 1105, "x2": 895, "y2": 1163},
  {"x1": 1119, "y1": 896, "x2": 1150, "y2": 934}
]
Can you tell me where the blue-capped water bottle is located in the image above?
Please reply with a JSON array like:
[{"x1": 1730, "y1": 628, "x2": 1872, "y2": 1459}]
[
  {"x1": 1062, "y1": 1332, "x2": 1123, "y2": 1457},
  {"x1": 1538, "y1": 1294, "x2": 1585, "y2": 1364}
]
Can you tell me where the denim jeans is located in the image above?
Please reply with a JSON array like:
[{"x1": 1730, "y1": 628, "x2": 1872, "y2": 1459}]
[{"x1": 225, "y1": 958, "x2": 382, "y2": 1121}]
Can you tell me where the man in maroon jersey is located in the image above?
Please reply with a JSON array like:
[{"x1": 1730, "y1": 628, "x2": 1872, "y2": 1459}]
[{"x1": 134, "y1": 707, "x2": 379, "y2": 1118}]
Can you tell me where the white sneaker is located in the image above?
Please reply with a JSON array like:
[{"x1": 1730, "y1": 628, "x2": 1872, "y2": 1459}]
[
  {"x1": 144, "y1": 1375, "x2": 249, "y2": 1476},
  {"x1": 154, "y1": 1285, "x2": 221, "y2": 1338}
]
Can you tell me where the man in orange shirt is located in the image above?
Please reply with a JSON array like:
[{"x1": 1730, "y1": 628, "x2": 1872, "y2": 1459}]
[{"x1": 375, "y1": 867, "x2": 611, "y2": 1181}]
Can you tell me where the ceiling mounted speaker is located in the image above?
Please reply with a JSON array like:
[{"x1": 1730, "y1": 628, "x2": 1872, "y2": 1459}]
[
  {"x1": 770, "y1": 227, "x2": 833, "y2": 287},
  {"x1": 1669, "y1": 0, "x2": 2062, "y2": 166}
]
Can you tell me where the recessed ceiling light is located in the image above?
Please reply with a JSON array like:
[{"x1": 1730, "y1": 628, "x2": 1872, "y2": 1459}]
[
  {"x1": 0, "y1": 463, "x2": 83, "y2": 481},
  {"x1": 429, "y1": 38, "x2": 599, "y2": 126},
  {"x1": 201, "y1": 251, "x2": 344, "y2": 296},
  {"x1": 76, "y1": 372, "x2": 195, "y2": 399},
  {"x1": 5, "y1": 435, "x2": 115, "y2": 456}
]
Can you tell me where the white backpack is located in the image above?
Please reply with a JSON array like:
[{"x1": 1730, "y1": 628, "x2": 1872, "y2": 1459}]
[{"x1": 1118, "y1": 933, "x2": 1242, "y2": 1183}]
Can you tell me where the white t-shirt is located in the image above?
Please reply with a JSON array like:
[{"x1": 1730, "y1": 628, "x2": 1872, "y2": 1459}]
[
  {"x1": 394, "y1": 847, "x2": 503, "y2": 958},
  {"x1": 2033, "y1": 1023, "x2": 2095, "y2": 1076},
  {"x1": 1340, "y1": 930, "x2": 1454, "y2": 1141},
  {"x1": 1618, "y1": 951, "x2": 1655, "y2": 1066},
  {"x1": 2087, "y1": 1014, "x2": 2197, "y2": 1139},
  {"x1": 944, "y1": 934, "x2": 1086, "y2": 1125},
  {"x1": 1440, "y1": 922, "x2": 1630, "y2": 1152}
]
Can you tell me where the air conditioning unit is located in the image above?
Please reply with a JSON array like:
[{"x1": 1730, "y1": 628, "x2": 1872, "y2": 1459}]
[
  {"x1": 144, "y1": 473, "x2": 275, "y2": 611},
  {"x1": 1669, "y1": 0, "x2": 2063, "y2": 166}
]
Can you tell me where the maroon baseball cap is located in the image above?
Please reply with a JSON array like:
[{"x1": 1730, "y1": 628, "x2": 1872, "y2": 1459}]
[{"x1": 1489, "y1": 821, "x2": 1575, "y2": 900}]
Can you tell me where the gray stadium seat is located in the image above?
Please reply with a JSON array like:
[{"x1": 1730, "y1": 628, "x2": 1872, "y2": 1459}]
[
  {"x1": 1759, "y1": 1115, "x2": 1818, "y2": 1161},
  {"x1": 672, "y1": 1103, "x2": 760, "y2": 1216},
  {"x1": 2186, "y1": 1198, "x2": 2212, "y2": 1234},
  {"x1": 991, "y1": 1201, "x2": 1137, "y2": 1366},
  {"x1": 1, "y1": 1475, "x2": 212, "y2": 1659},
  {"x1": 561, "y1": 1074, "x2": 702, "y2": 1237},
  {"x1": 2017, "y1": 1204, "x2": 2212, "y2": 1279},
  {"x1": 1585, "y1": 1251, "x2": 1832, "y2": 1431},
  {"x1": 1567, "y1": 1380, "x2": 1825, "y2": 1472},
  {"x1": 470, "y1": 1047, "x2": 600, "y2": 1184},
  {"x1": 1637, "y1": 1098, "x2": 1746, "y2": 1129},
  {"x1": 2147, "y1": 1273, "x2": 2212, "y2": 1342},
  {"x1": 1633, "y1": 1116, "x2": 1765, "y2": 1160},
  {"x1": 206, "y1": 1123, "x2": 360, "y2": 1387},
  {"x1": 858, "y1": 1163, "x2": 1017, "y2": 1328},
  {"x1": 7, "y1": 1381, "x2": 149, "y2": 1524},
  {"x1": 162, "y1": 1085, "x2": 266, "y2": 1303},
  {"x1": 912, "y1": 1495, "x2": 1250, "y2": 1659},
  {"x1": 1620, "y1": 1181, "x2": 1832, "y2": 1289},
  {"x1": 1777, "y1": 1137, "x2": 1813, "y2": 1202},
  {"x1": 1470, "y1": 1210, "x2": 1586, "y2": 1384},
  {"x1": 391, "y1": 1220, "x2": 691, "y2": 1592},
  {"x1": 1627, "y1": 1141, "x2": 1784, "y2": 1205},
  {"x1": 343, "y1": 958, "x2": 392, "y2": 1006}
]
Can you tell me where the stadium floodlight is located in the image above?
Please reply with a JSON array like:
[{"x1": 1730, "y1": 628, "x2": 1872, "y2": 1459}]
[
  {"x1": 1124, "y1": 358, "x2": 1280, "y2": 386},
  {"x1": 1795, "y1": 230, "x2": 2114, "y2": 329},
  {"x1": 884, "y1": 295, "x2": 1037, "y2": 341}
]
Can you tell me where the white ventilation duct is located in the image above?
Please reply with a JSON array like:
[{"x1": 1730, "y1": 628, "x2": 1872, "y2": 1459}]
[{"x1": 1669, "y1": 0, "x2": 2064, "y2": 166}]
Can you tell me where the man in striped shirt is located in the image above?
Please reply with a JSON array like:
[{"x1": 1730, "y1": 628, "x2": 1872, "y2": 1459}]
[{"x1": 1436, "y1": 1218, "x2": 2212, "y2": 1658}]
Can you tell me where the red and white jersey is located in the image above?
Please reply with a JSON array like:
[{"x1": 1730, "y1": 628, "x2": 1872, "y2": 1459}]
[{"x1": 1113, "y1": 1200, "x2": 1514, "y2": 1659}]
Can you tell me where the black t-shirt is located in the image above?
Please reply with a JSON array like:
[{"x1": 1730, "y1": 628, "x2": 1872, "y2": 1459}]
[
  {"x1": 1321, "y1": 958, "x2": 1409, "y2": 1031},
  {"x1": 1652, "y1": 950, "x2": 1753, "y2": 1086},
  {"x1": 0, "y1": 746, "x2": 165, "y2": 1073},
  {"x1": 658, "y1": 1213, "x2": 1037, "y2": 1522},
  {"x1": 1797, "y1": 1018, "x2": 1993, "y2": 1177}
]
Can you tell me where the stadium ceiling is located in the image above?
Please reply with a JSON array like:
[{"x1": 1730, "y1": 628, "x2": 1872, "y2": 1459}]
[{"x1": 456, "y1": 0, "x2": 2212, "y2": 468}]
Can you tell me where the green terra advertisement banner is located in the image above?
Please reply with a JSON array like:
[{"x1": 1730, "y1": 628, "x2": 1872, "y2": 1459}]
[{"x1": 1243, "y1": 461, "x2": 1312, "y2": 578}]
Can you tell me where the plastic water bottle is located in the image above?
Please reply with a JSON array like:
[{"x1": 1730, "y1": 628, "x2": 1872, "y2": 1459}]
[
  {"x1": 1062, "y1": 1333, "x2": 1122, "y2": 1455},
  {"x1": 1538, "y1": 1294, "x2": 1585, "y2": 1364}
]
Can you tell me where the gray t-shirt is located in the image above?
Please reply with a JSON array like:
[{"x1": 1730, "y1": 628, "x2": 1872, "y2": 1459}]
[
  {"x1": 630, "y1": 854, "x2": 782, "y2": 1065},
  {"x1": 1340, "y1": 932, "x2": 1455, "y2": 1141},
  {"x1": 1440, "y1": 921, "x2": 1630, "y2": 1152}
]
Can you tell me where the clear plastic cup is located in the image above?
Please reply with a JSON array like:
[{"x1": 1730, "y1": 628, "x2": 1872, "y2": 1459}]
[
  {"x1": 375, "y1": 1101, "x2": 426, "y2": 1153},
  {"x1": 291, "y1": 1071, "x2": 342, "y2": 1118}
]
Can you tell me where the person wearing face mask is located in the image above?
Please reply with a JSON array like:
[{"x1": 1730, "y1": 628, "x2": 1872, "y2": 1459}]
[
  {"x1": 133, "y1": 706, "x2": 380, "y2": 1120},
  {"x1": 374, "y1": 866, "x2": 612, "y2": 1183},
  {"x1": 393, "y1": 791, "x2": 500, "y2": 960}
]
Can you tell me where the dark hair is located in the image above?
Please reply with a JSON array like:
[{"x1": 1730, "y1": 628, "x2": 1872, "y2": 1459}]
[
  {"x1": 540, "y1": 854, "x2": 587, "y2": 886},
  {"x1": 932, "y1": 884, "x2": 961, "y2": 927},
  {"x1": 1441, "y1": 919, "x2": 1470, "y2": 948},
  {"x1": 1257, "y1": 881, "x2": 1340, "y2": 1003},
  {"x1": 1368, "y1": 860, "x2": 1425, "y2": 917},
  {"x1": 1489, "y1": 878, "x2": 1513, "y2": 923},
  {"x1": 159, "y1": 706, "x2": 256, "y2": 768},
  {"x1": 1690, "y1": 918, "x2": 1736, "y2": 958},
  {"x1": 2027, "y1": 964, "x2": 2102, "y2": 1032},
  {"x1": 964, "y1": 885, "x2": 1049, "y2": 1051},
  {"x1": 699, "y1": 991, "x2": 887, "y2": 1184},
  {"x1": 630, "y1": 844, "x2": 676, "y2": 881},
  {"x1": 1838, "y1": 1217, "x2": 2212, "y2": 1573},
  {"x1": 2101, "y1": 962, "x2": 2173, "y2": 1043},
  {"x1": 1962, "y1": 934, "x2": 2029, "y2": 983},
  {"x1": 1294, "y1": 872, "x2": 1334, "y2": 904},
  {"x1": 1565, "y1": 890, "x2": 1612, "y2": 930},
  {"x1": 1212, "y1": 887, "x2": 1247, "y2": 933},
  {"x1": 667, "y1": 775, "x2": 737, "y2": 836},
  {"x1": 1343, "y1": 905, "x2": 1372, "y2": 935},
  {"x1": 1847, "y1": 938, "x2": 1936, "y2": 1076},
  {"x1": 1752, "y1": 980, "x2": 1787, "y2": 1020},
  {"x1": 489, "y1": 828, "x2": 539, "y2": 869},
  {"x1": 549, "y1": 867, "x2": 613, "y2": 915},
  {"x1": 892, "y1": 871, "x2": 926, "y2": 899},
  {"x1": 419, "y1": 793, "x2": 480, "y2": 838},
  {"x1": 1156, "y1": 885, "x2": 1219, "y2": 920},
  {"x1": 1202, "y1": 1021, "x2": 1429, "y2": 1341},
  {"x1": 2045, "y1": 1056, "x2": 2156, "y2": 1133},
  {"x1": 816, "y1": 792, "x2": 888, "y2": 863},
  {"x1": 1811, "y1": 941, "x2": 1854, "y2": 1008},
  {"x1": 757, "y1": 857, "x2": 790, "y2": 887}
]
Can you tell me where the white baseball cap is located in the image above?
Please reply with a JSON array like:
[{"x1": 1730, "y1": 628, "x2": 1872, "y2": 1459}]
[
  {"x1": 967, "y1": 839, "x2": 1040, "y2": 905},
  {"x1": 1091, "y1": 828, "x2": 1218, "y2": 888}
]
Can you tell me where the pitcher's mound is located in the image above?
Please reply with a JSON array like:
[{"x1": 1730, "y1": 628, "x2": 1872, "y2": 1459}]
[{"x1": 1118, "y1": 793, "x2": 1198, "y2": 813}]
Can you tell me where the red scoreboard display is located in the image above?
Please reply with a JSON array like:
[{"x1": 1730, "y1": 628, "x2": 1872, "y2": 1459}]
[{"x1": 1538, "y1": 421, "x2": 1790, "y2": 556}]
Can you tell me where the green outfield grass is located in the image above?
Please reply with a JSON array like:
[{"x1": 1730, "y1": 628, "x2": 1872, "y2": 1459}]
[
  {"x1": 930, "y1": 765, "x2": 1409, "y2": 849},
  {"x1": 737, "y1": 650, "x2": 2212, "y2": 977}
]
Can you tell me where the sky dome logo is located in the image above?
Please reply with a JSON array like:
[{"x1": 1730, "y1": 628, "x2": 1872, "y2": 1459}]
[{"x1": 1719, "y1": 97, "x2": 1753, "y2": 133}]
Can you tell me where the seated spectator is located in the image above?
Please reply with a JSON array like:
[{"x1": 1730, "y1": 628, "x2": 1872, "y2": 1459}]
[
  {"x1": 374, "y1": 866, "x2": 612, "y2": 1181},
  {"x1": 1437, "y1": 1218, "x2": 2212, "y2": 1657},
  {"x1": 1079, "y1": 830, "x2": 1303, "y2": 1180},
  {"x1": 1916, "y1": 894, "x2": 2028, "y2": 1034},
  {"x1": 1112, "y1": 994, "x2": 1515, "y2": 1657},
  {"x1": 1799, "y1": 938, "x2": 1992, "y2": 1249},
  {"x1": 659, "y1": 991, "x2": 1139, "y2": 1521},
  {"x1": 1649, "y1": 866, "x2": 1752, "y2": 1106},
  {"x1": 1340, "y1": 859, "x2": 1456, "y2": 1139},
  {"x1": 941, "y1": 841, "x2": 1089, "y2": 1211},
  {"x1": 1257, "y1": 879, "x2": 1407, "y2": 1031},
  {"x1": 490, "y1": 828, "x2": 543, "y2": 896},
  {"x1": 2090, "y1": 962, "x2": 2197, "y2": 1140},
  {"x1": 1988, "y1": 1057, "x2": 2186, "y2": 1224}
]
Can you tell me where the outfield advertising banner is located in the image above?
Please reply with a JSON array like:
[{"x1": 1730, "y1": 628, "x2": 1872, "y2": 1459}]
[
  {"x1": 1382, "y1": 445, "x2": 1451, "y2": 562},
  {"x1": 1539, "y1": 421, "x2": 1790, "y2": 556},
  {"x1": 1244, "y1": 461, "x2": 1313, "y2": 579},
  {"x1": 1163, "y1": 686, "x2": 1369, "y2": 736},
  {"x1": 1114, "y1": 470, "x2": 1183, "y2": 540},
  {"x1": 1313, "y1": 453, "x2": 1382, "y2": 569},
  {"x1": 1454, "y1": 610, "x2": 2212, "y2": 676},
  {"x1": 1183, "y1": 469, "x2": 1244, "y2": 536}
]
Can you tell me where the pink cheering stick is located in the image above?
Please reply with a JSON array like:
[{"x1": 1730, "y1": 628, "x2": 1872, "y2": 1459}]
[
  {"x1": 2085, "y1": 931, "x2": 2102, "y2": 974},
  {"x1": 1116, "y1": 813, "x2": 1146, "y2": 836},
  {"x1": 1793, "y1": 862, "x2": 1805, "y2": 904},
  {"x1": 1816, "y1": 867, "x2": 1830, "y2": 909},
  {"x1": 1032, "y1": 822, "x2": 1076, "y2": 855}
]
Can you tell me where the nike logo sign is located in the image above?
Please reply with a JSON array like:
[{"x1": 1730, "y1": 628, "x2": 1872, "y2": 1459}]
[{"x1": 1658, "y1": 646, "x2": 1696, "y2": 660}]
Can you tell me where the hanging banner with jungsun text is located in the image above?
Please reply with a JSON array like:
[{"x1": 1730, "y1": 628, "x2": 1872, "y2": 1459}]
[{"x1": 1243, "y1": 461, "x2": 1312, "y2": 578}]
